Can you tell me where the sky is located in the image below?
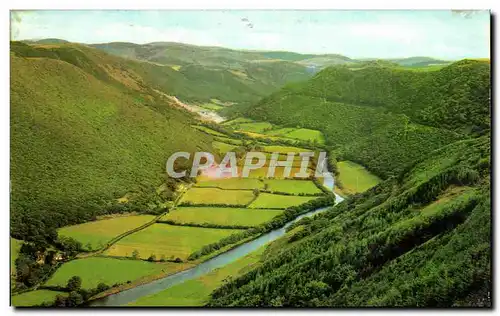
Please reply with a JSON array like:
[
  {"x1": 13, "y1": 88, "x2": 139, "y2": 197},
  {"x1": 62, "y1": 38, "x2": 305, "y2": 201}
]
[{"x1": 10, "y1": 10, "x2": 490, "y2": 59}]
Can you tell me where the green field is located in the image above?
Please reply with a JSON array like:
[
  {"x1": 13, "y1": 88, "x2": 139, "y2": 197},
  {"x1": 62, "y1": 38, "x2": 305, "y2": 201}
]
[
  {"x1": 266, "y1": 127, "x2": 325, "y2": 144},
  {"x1": 248, "y1": 193, "x2": 317, "y2": 209},
  {"x1": 45, "y1": 257, "x2": 186, "y2": 289},
  {"x1": 180, "y1": 187, "x2": 255, "y2": 206},
  {"x1": 213, "y1": 137, "x2": 243, "y2": 145},
  {"x1": 262, "y1": 145, "x2": 312, "y2": 154},
  {"x1": 234, "y1": 122, "x2": 273, "y2": 133},
  {"x1": 105, "y1": 224, "x2": 239, "y2": 260},
  {"x1": 212, "y1": 141, "x2": 238, "y2": 154},
  {"x1": 336, "y1": 161, "x2": 381, "y2": 195},
  {"x1": 199, "y1": 103, "x2": 224, "y2": 110},
  {"x1": 11, "y1": 290, "x2": 67, "y2": 307},
  {"x1": 129, "y1": 246, "x2": 266, "y2": 306},
  {"x1": 264, "y1": 179, "x2": 322, "y2": 195},
  {"x1": 222, "y1": 117, "x2": 254, "y2": 126},
  {"x1": 195, "y1": 178, "x2": 264, "y2": 190},
  {"x1": 246, "y1": 166, "x2": 314, "y2": 179},
  {"x1": 193, "y1": 125, "x2": 227, "y2": 137},
  {"x1": 58, "y1": 215, "x2": 156, "y2": 250},
  {"x1": 10, "y1": 238, "x2": 22, "y2": 272},
  {"x1": 162, "y1": 207, "x2": 283, "y2": 227}
]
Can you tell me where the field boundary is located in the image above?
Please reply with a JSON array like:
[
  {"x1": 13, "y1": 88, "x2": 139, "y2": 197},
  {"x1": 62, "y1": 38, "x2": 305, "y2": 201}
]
[{"x1": 77, "y1": 182, "x2": 193, "y2": 259}]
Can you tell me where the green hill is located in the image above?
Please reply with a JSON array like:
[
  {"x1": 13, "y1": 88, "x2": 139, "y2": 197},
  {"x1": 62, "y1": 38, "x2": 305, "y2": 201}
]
[
  {"x1": 90, "y1": 41, "x2": 313, "y2": 104},
  {"x1": 231, "y1": 60, "x2": 490, "y2": 178},
  {"x1": 10, "y1": 41, "x2": 213, "y2": 243},
  {"x1": 209, "y1": 135, "x2": 491, "y2": 307}
]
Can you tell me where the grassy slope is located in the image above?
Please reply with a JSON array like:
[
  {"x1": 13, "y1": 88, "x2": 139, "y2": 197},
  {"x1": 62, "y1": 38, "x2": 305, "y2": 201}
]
[
  {"x1": 208, "y1": 136, "x2": 491, "y2": 307},
  {"x1": 10, "y1": 42, "x2": 213, "y2": 240}
]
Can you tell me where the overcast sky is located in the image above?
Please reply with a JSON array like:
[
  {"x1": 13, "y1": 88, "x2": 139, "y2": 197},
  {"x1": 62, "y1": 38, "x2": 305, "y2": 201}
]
[{"x1": 11, "y1": 10, "x2": 490, "y2": 59}]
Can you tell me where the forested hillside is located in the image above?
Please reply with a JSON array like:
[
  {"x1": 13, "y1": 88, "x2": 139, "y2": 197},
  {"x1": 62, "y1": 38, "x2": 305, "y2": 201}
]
[
  {"x1": 10, "y1": 41, "x2": 214, "y2": 244},
  {"x1": 233, "y1": 60, "x2": 490, "y2": 178},
  {"x1": 209, "y1": 135, "x2": 491, "y2": 307}
]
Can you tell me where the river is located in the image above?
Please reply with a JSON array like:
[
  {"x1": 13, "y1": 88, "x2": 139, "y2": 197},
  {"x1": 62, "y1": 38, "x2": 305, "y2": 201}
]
[{"x1": 90, "y1": 160, "x2": 343, "y2": 306}]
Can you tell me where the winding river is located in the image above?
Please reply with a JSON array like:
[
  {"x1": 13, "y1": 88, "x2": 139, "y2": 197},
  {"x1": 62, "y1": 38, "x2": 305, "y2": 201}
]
[{"x1": 90, "y1": 162, "x2": 343, "y2": 306}]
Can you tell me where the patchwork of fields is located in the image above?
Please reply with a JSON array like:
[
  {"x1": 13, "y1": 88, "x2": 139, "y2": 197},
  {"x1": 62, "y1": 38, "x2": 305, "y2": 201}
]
[{"x1": 11, "y1": 120, "x2": 352, "y2": 306}]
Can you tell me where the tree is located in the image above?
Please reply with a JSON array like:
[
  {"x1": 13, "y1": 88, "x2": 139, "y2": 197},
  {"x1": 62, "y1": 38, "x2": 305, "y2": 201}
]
[
  {"x1": 67, "y1": 276, "x2": 82, "y2": 292},
  {"x1": 66, "y1": 291, "x2": 83, "y2": 307},
  {"x1": 132, "y1": 249, "x2": 140, "y2": 259},
  {"x1": 147, "y1": 254, "x2": 156, "y2": 262},
  {"x1": 97, "y1": 282, "x2": 110, "y2": 293}
]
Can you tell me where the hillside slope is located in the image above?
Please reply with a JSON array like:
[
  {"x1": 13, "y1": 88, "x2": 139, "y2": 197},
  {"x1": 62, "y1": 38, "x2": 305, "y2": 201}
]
[
  {"x1": 235, "y1": 60, "x2": 490, "y2": 178},
  {"x1": 10, "y1": 42, "x2": 213, "y2": 243},
  {"x1": 209, "y1": 135, "x2": 491, "y2": 307},
  {"x1": 91, "y1": 41, "x2": 314, "y2": 104}
]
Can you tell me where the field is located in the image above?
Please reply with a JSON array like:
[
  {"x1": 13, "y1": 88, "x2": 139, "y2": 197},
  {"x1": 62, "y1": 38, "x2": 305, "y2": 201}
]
[
  {"x1": 104, "y1": 224, "x2": 239, "y2": 260},
  {"x1": 266, "y1": 128, "x2": 325, "y2": 144},
  {"x1": 212, "y1": 141, "x2": 238, "y2": 154},
  {"x1": 44, "y1": 257, "x2": 186, "y2": 289},
  {"x1": 213, "y1": 137, "x2": 243, "y2": 145},
  {"x1": 57, "y1": 215, "x2": 156, "y2": 250},
  {"x1": 246, "y1": 166, "x2": 314, "y2": 179},
  {"x1": 192, "y1": 125, "x2": 227, "y2": 137},
  {"x1": 11, "y1": 290, "x2": 67, "y2": 307},
  {"x1": 161, "y1": 207, "x2": 283, "y2": 227},
  {"x1": 129, "y1": 246, "x2": 266, "y2": 306},
  {"x1": 222, "y1": 117, "x2": 254, "y2": 126},
  {"x1": 199, "y1": 103, "x2": 224, "y2": 110},
  {"x1": 336, "y1": 161, "x2": 382, "y2": 195},
  {"x1": 264, "y1": 179, "x2": 322, "y2": 195},
  {"x1": 248, "y1": 193, "x2": 317, "y2": 209},
  {"x1": 262, "y1": 145, "x2": 312, "y2": 154},
  {"x1": 195, "y1": 178, "x2": 264, "y2": 190},
  {"x1": 11, "y1": 238, "x2": 22, "y2": 272},
  {"x1": 179, "y1": 187, "x2": 255, "y2": 206},
  {"x1": 233, "y1": 122, "x2": 273, "y2": 133}
]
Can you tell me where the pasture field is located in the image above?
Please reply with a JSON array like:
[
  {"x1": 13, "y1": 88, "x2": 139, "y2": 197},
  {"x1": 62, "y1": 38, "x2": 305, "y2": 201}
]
[
  {"x1": 213, "y1": 136, "x2": 243, "y2": 145},
  {"x1": 57, "y1": 215, "x2": 156, "y2": 250},
  {"x1": 104, "y1": 224, "x2": 239, "y2": 261},
  {"x1": 192, "y1": 126, "x2": 227, "y2": 137},
  {"x1": 11, "y1": 290, "x2": 67, "y2": 307},
  {"x1": 44, "y1": 257, "x2": 186, "y2": 289},
  {"x1": 283, "y1": 128, "x2": 325, "y2": 144},
  {"x1": 10, "y1": 238, "x2": 22, "y2": 272},
  {"x1": 195, "y1": 178, "x2": 264, "y2": 190},
  {"x1": 336, "y1": 161, "x2": 381, "y2": 195},
  {"x1": 265, "y1": 127, "x2": 296, "y2": 136},
  {"x1": 262, "y1": 145, "x2": 312, "y2": 154},
  {"x1": 180, "y1": 187, "x2": 255, "y2": 206},
  {"x1": 248, "y1": 193, "x2": 318, "y2": 209},
  {"x1": 221, "y1": 117, "x2": 254, "y2": 126},
  {"x1": 246, "y1": 166, "x2": 314, "y2": 179},
  {"x1": 161, "y1": 207, "x2": 283, "y2": 227},
  {"x1": 233, "y1": 122, "x2": 273, "y2": 133},
  {"x1": 235, "y1": 131, "x2": 282, "y2": 141},
  {"x1": 264, "y1": 179, "x2": 322, "y2": 195},
  {"x1": 266, "y1": 128, "x2": 325, "y2": 144},
  {"x1": 199, "y1": 103, "x2": 223, "y2": 111},
  {"x1": 212, "y1": 141, "x2": 238, "y2": 154},
  {"x1": 128, "y1": 246, "x2": 266, "y2": 306}
]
